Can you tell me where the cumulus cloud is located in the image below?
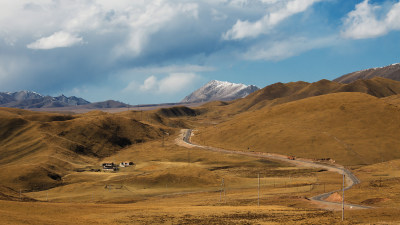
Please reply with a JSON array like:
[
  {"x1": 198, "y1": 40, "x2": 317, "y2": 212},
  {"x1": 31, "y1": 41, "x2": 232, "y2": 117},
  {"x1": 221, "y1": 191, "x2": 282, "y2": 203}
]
[
  {"x1": 1, "y1": 0, "x2": 387, "y2": 104},
  {"x1": 342, "y1": 0, "x2": 400, "y2": 39},
  {"x1": 131, "y1": 73, "x2": 200, "y2": 94},
  {"x1": 223, "y1": 0, "x2": 321, "y2": 40},
  {"x1": 27, "y1": 31, "x2": 83, "y2": 49},
  {"x1": 113, "y1": 1, "x2": 199, "y2": 57},
  {"x1": 158, "y1": 73, "x2": 199, "y2": 94},
  {"x1": 140, "y1": 76, "x2": 158, "y2": 92}
]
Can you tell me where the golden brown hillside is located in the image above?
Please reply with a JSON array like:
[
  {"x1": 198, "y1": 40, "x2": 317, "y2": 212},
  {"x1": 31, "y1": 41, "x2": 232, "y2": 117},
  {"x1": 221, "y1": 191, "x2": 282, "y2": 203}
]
[
  {"x1": 155, "y1": 106, "x2": 199, "y2": 117},
  {"x1": 0, "y1": 108, "x2": 164, "y2": 191},
  {"x1": 383, "y1": 94, "x2": 400, "y2": 107},
  {"x1": 196, "y1": 77, "x2": 400, "y2": 119},
  {"x1": 193, "y1": 92, "x2": 400, "y2": 166},
  {"x1": 2, "y1": 93, "x2": 400, "y2": 224}
]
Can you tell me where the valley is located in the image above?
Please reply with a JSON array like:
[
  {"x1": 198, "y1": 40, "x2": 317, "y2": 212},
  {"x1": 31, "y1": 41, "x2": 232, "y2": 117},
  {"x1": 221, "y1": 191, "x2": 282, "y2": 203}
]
[
  {"x1": 1, "y1": 77, "x2": 400, "y2": 224},
  {"x1": 4, "y1": 0, "x2": 400, "y2": 222}
]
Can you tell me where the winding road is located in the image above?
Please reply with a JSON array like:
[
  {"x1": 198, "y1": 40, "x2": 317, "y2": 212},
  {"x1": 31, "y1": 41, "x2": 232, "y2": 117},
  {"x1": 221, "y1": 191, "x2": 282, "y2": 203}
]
[{"x1": 178, "y1": 129, "x2": 370, "y2": 210}]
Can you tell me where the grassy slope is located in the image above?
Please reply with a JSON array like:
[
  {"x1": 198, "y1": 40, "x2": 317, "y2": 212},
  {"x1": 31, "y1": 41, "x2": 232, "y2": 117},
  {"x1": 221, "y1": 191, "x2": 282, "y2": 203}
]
[
  {"x1": 346, "y1": 158, "x2": 400, "y2": 208},
  {"x1": 2, "y1": 96, "x2": 400, "y2": 223},
  {"x1": 194, "y1": 92, "x2": 400, "y2": 166},
  {"x1": 25, "y1": 137, "x2": 305, "y2": 203},
  {"x1": 196, "y1": 77, "x2": 400, "y2": 120},
  {"x1": 0, "y1": 108, "x2": 165, "y2": 191},
  {"x1": 3, "y1": 80, "x2": 400, "y2": 223},
  {"x1": 383, "y1": 94, "x2": 400, "y2": 106}
]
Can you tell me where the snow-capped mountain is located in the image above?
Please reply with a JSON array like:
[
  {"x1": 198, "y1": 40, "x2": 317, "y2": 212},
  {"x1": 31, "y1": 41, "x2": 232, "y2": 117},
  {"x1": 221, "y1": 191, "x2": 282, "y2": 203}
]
[
  {"x1": 181, "y1": 80, "x2": 260, "y2": 103},
  {"x1": 0, "y1": 91, "x2": 90, "y2": 108},
  {"x1": 9, "y1": 90, "x2": 43, "y2": 101},
  {"x1": 334, "y1": 63, "x2": 400, "y2": 83}
]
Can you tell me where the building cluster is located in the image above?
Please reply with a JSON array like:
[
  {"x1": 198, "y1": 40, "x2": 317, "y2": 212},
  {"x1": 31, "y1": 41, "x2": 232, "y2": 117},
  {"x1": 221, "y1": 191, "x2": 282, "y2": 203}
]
[{"x1": 102, "y1": 162, "x2": 135, "y2": 172}]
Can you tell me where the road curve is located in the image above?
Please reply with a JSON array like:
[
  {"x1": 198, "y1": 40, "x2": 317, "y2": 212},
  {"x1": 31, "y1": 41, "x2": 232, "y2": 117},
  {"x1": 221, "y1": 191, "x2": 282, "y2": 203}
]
[{"x1": 179, "y1": 129, "x2": 370, "y2": 210}]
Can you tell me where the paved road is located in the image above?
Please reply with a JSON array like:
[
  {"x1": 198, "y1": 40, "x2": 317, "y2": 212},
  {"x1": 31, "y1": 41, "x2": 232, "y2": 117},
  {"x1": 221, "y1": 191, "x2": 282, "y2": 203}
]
[{"x1": 180, "y1": 129, "x2": 370, "y2": 210}]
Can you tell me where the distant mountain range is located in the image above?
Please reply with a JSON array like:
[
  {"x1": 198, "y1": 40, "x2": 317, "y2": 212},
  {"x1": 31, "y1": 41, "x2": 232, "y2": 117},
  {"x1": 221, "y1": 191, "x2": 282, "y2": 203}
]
[
  {"x1": 334, "y1": 63, "x2": 400, "y2": 83},
  {"x1": 78, "y1": 100, "x2": 131, "y2": 109},
  {"x1": 3, "y1": 63, "x2": 400, "y2": 110},
  {"x1": 181, "y1": 80, "x2": 259, "y2": 103},
  {"x1": 0, "y1": 91, "x2": 90, "y2": 109},
  {"x1": 210, "y1": 77, "x2": 400, "y2": 114}
]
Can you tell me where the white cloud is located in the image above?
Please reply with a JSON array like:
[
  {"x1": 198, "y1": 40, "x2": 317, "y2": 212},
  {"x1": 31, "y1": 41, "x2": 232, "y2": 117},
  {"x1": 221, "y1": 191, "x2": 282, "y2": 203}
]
[
  {"x1": 243, "y1": 36, "x2": 336, "y2": 61},
  {"x1": 27, "y1": 31, "x2": 83, "y2": 50},
  {"x1": 1, "y1": 30, "x2": 16, "y2": 46},
  {"x1": 113, "y1": 1, "x2": 199, "y2": 57},
  {"x1": 211, "y1": 8, "x2": 228, "y2": 21},
  {"x1": 158, "y1": 73, "x2": 198, "y2": 94},
  {"x1": 227, "y1": 0, "x2": 279, "y2": 8},
  {"x1": 223, "y1": 0, "x2": 321, "y2": 40},
  {"x1": 129, "y1": 73, "x2": 200, "y2": 94},
  {"x1": 131, "y1": 64, "x2": 215, "y2": 74},
  {"x1": 2, "y1": 1, "x2": 200, "y2": 54},
  {"x1": 63, "y1": 3, "x2": 103, "y2": 33},
  {"x1": 342, "y1": 0, "x2": 400, "y2": 39},
  {"x1": 140, "y1": 76, "x2": 158, "y2": 92},
  {"x1": 2, "y1": 0, "x2": 384, "y2": 104}
]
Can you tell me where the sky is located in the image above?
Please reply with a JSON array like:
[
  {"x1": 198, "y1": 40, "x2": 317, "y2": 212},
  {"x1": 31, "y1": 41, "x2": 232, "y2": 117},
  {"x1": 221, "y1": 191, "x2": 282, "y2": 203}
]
[{"x1": 1, "y1": 0, "x2": 400, "y2": 104}]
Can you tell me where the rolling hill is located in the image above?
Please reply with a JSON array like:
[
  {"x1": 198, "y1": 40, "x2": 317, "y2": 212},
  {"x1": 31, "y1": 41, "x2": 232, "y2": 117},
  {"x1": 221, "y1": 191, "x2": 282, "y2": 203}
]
[
  {"x1": 193, "y1": 92, "x2": 400, "y2": 166},
  {"x1": 383, "y1": 94, "x2": 400, "y2": 107},
  {"x1": 0, "y1": 108, "x2": 165, "y2": 191},
  {"x1": 197, "y1": 77, "x2": 400, "y2": 118}
]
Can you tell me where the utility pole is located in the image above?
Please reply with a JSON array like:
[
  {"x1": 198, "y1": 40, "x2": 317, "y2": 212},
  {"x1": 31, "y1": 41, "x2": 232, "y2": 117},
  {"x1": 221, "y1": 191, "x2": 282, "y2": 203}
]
[
  {"x1": 220, "y1": 178, "x2": 225, "y2": 203},
  {"x1": 342, "y1": 173, "x2": 345, "y2": 221},
  {"x1": 224, "y1": 180, "x2": 226, "y2": 202},
  {"x1": 258, "y1": 173, "x2": 260, "y2": 206}
]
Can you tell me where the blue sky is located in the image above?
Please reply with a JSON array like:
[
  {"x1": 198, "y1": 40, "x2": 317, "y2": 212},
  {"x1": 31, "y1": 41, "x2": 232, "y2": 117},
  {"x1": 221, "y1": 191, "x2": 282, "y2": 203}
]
[{"x1": 1, "y1": 0, "x2": 400, "y2": 104}]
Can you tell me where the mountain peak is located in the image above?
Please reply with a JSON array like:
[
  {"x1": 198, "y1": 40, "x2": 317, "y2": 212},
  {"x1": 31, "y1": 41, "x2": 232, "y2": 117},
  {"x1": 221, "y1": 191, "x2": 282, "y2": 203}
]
[
  {"x1": 0, "y1": 91, "x2": 90, "y2": 108},
  {"x1": 181, "y1": 80, "x2": 259, "y2": 103},
  {"x1": 334, "y1": 63, "x2": 400, "y2": 84}
]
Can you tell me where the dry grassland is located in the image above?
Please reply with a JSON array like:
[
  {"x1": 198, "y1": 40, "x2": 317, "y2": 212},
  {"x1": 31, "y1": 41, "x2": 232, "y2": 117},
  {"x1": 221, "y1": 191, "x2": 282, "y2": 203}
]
[
  {"x1": 193, "y1": 92, "x2": 400, "y2": 166},
  {"x1": 2, "y1": 87, "x2": 400, "y2": 224},
  {"x1": 345, "y1": 159, "x2": 400, "y2": 208},
  {"x1": 1, "y1": 136, "x2": 352, "y2": 224}
]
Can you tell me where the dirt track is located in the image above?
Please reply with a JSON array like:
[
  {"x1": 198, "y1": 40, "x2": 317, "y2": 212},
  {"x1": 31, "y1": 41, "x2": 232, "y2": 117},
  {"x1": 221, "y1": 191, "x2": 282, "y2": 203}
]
[{"x1": 177, "y1": 129, "x2": 370, "y2": 210}]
